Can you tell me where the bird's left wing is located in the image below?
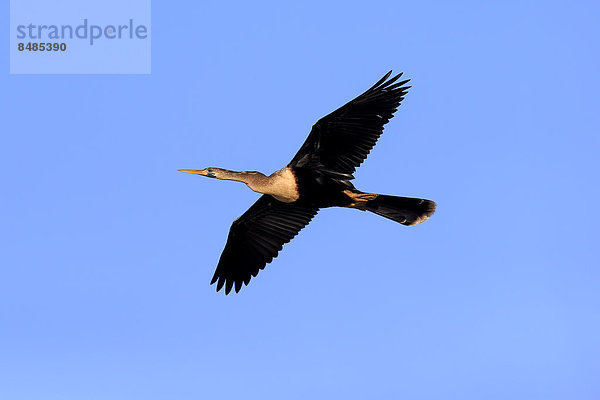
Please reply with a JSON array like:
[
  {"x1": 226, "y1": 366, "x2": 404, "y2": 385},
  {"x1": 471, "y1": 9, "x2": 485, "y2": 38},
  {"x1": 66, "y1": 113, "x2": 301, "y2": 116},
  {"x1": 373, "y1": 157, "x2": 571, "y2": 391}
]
[
  {"x1": 211, "y1": 195, "x2": 318, "y2": 294},
  {"x1": 289, "y1": 71, "x2": 410, "y2": 176}
]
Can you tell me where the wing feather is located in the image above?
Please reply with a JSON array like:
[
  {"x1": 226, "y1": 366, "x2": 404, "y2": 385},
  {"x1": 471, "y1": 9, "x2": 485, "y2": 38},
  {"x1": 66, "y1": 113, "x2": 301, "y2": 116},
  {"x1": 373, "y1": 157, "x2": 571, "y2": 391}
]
[
  {"x1": 211, "y1": 195, "x2": 318, "y2": 294},
  {"x1": 289, "y1": 71, "x2": 410, "y2": 175}
]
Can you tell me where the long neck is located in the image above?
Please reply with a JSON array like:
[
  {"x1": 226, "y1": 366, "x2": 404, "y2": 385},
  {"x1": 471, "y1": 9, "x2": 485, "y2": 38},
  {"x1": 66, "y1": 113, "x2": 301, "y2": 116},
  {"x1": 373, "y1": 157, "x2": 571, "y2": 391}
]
[
  {"x1": 210, "y1": 167, "x2": 299, "y2": 202},
  {"x1": 211, "y1": 168, "x2": 268, "y2": 186}
]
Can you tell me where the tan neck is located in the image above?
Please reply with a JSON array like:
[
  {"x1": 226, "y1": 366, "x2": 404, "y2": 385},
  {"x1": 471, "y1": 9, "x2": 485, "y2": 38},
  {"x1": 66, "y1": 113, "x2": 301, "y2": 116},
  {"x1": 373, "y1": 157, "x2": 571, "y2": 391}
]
[
  {"x1": 210, "y1": 168, "x2": 268, "y2": 186},
  {"x1": 211, "y1": 167, "x2": 299, "y2": 203}
]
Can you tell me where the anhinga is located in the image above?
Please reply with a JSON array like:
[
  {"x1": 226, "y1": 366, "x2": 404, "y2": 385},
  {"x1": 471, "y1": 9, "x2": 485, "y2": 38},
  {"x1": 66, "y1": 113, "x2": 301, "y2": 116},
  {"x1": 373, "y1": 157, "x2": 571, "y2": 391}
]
[{"x1": 180, "y1": 71, "x2": 436, "y2": 294}]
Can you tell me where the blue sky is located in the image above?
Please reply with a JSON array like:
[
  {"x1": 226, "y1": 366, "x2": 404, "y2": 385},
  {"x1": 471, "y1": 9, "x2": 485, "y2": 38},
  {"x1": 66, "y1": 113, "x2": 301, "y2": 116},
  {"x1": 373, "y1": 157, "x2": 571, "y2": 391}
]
[{"x1": 2, "y1": 1, "x2": 599, "y2": 399}]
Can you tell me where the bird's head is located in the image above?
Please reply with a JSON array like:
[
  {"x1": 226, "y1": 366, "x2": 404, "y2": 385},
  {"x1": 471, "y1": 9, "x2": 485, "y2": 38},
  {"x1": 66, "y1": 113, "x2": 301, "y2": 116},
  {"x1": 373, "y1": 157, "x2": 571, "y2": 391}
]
[
  {"x1": 179, "y1": 167, "x2": 266, "y2": 189},
  {"x1": 178, "y1": 167, "x2": 217, "y2": 178}
]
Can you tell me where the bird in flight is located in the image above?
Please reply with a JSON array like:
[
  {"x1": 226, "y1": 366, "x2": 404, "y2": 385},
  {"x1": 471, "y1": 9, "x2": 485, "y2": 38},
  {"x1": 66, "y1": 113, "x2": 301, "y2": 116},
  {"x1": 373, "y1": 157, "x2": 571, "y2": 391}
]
[{"x1": 180, "y1": 71, "x2": 436, "y2": 294}]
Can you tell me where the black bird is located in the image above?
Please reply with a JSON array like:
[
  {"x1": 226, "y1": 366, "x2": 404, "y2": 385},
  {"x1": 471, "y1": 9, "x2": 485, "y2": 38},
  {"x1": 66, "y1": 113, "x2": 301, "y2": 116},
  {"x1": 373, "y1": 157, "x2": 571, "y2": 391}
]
[{"x1": 180, "y1": 71, "x2": 436, "y2": 294}]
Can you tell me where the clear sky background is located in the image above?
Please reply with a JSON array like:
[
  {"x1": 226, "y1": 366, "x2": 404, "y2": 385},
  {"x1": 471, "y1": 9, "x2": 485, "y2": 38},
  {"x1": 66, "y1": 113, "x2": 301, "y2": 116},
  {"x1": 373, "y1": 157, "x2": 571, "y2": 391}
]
[{"x1": 2, "y1": 1, "x2": 599, "y2": 399}]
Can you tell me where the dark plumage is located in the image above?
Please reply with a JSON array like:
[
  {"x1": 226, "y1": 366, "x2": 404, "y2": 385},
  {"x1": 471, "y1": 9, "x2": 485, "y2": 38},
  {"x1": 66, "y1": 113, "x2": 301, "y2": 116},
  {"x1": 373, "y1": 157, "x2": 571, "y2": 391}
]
[{"x1": 180, "y1": 71, "x2": 436, "y2": 294}]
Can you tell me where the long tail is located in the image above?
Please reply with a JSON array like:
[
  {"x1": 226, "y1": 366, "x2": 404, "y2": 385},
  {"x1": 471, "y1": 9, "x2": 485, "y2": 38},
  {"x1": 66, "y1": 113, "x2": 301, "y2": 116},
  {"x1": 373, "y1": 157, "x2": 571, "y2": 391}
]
[
  {"x1": 345, "y1": 191, "x2": 436, "y2": 226},
  {"x1": 365, "y1": 194, "x2": 436, "y2": 226}
]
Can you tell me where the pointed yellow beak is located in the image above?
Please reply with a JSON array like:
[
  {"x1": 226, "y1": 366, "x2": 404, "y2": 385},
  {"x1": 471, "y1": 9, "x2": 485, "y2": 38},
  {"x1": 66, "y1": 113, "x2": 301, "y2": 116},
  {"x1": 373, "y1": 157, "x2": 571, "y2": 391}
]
[{"x1": 178, "y1": 169, "x2": 208, "y2": 176}]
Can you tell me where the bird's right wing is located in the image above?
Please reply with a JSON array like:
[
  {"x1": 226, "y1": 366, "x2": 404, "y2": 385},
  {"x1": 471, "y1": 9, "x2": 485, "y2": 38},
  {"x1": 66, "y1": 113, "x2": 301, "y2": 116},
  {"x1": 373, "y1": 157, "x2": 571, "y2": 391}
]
[{"x1": 211, "y1": 195, "x2": 318, "y2": 294}]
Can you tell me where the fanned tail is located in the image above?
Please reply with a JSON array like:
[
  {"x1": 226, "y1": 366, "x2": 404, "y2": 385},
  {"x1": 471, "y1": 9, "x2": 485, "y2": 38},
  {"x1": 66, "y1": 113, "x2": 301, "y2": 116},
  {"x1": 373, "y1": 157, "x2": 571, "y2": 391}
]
[{"x1": 364, "y1": 194, "x2": 436, "y2": 226}]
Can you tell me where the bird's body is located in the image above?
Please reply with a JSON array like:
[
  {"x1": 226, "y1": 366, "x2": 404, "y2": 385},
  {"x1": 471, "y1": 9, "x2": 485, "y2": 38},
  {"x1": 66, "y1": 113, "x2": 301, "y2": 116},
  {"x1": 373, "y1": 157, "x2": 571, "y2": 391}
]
[
  {"x1": 181, "y1": 71, "x2": 436, "y2": 294},
  {"x1": 247, "y1": 167, "x2": 300, "y2": 203}
]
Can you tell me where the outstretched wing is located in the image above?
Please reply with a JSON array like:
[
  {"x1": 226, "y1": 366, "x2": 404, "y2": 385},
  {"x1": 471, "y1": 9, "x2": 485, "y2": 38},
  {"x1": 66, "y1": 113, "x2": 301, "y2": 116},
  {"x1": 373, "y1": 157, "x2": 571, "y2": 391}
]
[
  {"x1": 289, "y1": 71, "x2": 410, "y2": 176},
  {"x1": 211, "y1": 195, "x2": 318, "y2": 294}
]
